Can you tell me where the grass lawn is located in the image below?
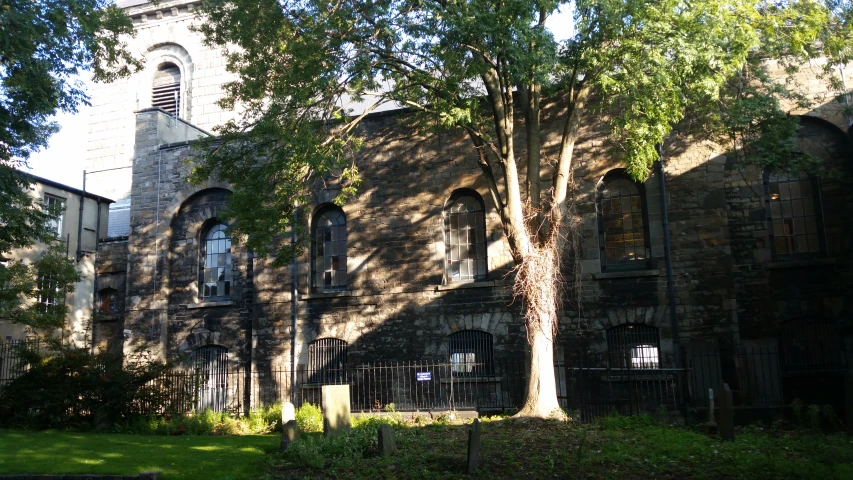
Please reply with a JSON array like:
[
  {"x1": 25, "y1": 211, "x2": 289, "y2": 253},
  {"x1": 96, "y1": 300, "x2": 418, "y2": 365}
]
[
  {"x1": 0, "y1": 429, "x2": 279, "y2": 480},
  {"x1": 265, "y1": 415, "x2": 853, "y2": 479}
]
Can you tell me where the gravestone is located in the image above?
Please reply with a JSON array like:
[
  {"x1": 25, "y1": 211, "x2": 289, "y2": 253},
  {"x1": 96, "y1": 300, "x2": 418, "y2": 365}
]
[
  {"x1": 846, "y1": 372, "x2": 853, "y2": 435},
  {"x1": 467, "y1": 418, "x2": 481, "y2": 474},
  {"x1": 708, "y1": 388, "x2": 716, "y2": 425},
  {"x1": 378, "y1": 424, "x2": 397, "y2": 456},
  {"x1": 281, "y1": 401, "x2": 296, "y2": 424},
  {"x1": 719, "y1": 383, "x2": 734, "y2": 441},
  {"x1": 279, "y1": 420, "x2": 301, "y2": 452},
  {"x1": 321, "y1": 384, "x2": 351, "y2": 436}
]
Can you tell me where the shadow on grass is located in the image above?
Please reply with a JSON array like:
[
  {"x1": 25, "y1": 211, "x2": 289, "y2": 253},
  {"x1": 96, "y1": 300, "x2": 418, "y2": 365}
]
[{"x1": 266, "y1": 415, "x2": 853, "y2": 480}]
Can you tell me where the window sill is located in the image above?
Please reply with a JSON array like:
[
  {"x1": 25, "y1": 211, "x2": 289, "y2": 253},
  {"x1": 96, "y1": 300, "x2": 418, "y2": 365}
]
[
  {"x1": 765, "y1": 258, "x2": 836, "y2": 270},
  {"x1": 301, "y1": 290, "x2": 352, "y2": 300},
  {"x1": 594, "y1": 269, "x2": 659, "y2": 280},
  {"x1": 436, "y1": 280, "x2": 507, "y2": 291},
  {"x1": 439, "y1": 376, "x2": 502, "y2": 383},
  {"x1": 187, "y1": 300, "x2": 234, "y2": 309}
]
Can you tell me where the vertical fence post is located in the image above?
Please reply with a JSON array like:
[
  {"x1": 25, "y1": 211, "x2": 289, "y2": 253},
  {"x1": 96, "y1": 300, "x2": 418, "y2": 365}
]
[{"x1": 845, "y1": 371, "x2": 853, "y2": 435}]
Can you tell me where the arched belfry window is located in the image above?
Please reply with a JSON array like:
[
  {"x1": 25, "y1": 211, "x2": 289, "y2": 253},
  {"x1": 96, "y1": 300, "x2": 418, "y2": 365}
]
[
  {"x1": 311, "y1": 206, "x2": 347, "y2": 292},
  {"x1": 764, "y1": 170, "x2": 824, "y2": 258},
  {"x1": 199, "y1": 223, "x2": 231, "y2": 300},
  {"x1": 607, "y1": 324, "x2": 660, "y2": 369},
  {"x1": 597, "y1": 172, "x2": 650, "y2": 271},
  {"x1": 444, "y1": 191, "x2": 487, "y2": 283},
  {"x1": 448, "y1": 330, "x2": 494, "y2": 376},
  {"x1": 307, "y1": 338, "x2": 348, "y2": 384},
  {"x1": 152, "y1": 63, "x2": 181, "y2": 116}
]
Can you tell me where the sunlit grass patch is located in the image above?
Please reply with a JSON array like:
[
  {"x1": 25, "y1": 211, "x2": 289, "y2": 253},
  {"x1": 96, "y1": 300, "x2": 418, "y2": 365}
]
[{"x1": 0, "y1": 430, "x2": 277, "y2": 480}]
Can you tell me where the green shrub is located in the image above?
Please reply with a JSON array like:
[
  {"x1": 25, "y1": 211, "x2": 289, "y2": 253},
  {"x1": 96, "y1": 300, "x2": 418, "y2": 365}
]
[
  {"x1": 0, "y1": 342, "x2": 172, "y2": 429},
  {"x1": 296, "y1": 403, "x2": 324, "y2": 432}
]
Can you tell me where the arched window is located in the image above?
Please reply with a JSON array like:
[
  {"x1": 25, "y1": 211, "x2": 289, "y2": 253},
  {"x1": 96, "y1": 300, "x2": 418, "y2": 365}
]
[
  {"x1": 191, "y1": 345, "x2": 228, "y2": 411},
  {"x1": 764, "y1": 171, "x2": 824, "y2": 258},
  {"x1": 97, "y1": 288, "x2": 120, "y2": 316},
  {"x1": 311, "y1": 206, "x2": 347, "y2": 292},
  {"x1": 448, "y1": 330, "x2": 494, "y2": 376},
  {"x1": 307, "y1": 338, "x2": 348, "y2": 384},
  {"x1": 444, "y1": 191, "x2": 487, "y2": 283},
  {"x1": 152, "y1": 63, "x2": 181, "y2": 116},
  {"x1": 199, "y1": 223, "x2": 232, "y2": 300},
  {"x1": 597, "y1": 172, "x2": 650, "y2": 271},
  {"x1": 607, "y1": 324, "x2": 660, "y2": 369}
]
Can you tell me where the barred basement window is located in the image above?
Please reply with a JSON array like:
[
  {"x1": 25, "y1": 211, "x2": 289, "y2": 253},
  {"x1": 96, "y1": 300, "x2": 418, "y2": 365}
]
[
  {"x1": 311, "y1": 206, "x2": 347, "y2": 292},
  {"x1": 598, "y1": 172, "x2": 650, "y2": 271},
  {"x1": 444, "y1": 191, "x2": 487, "y2": 283},
  {"x1": 152, "y1": 63, "x2": 181, "y2": 116},
  {"x1": 199, "y1": 223, "x2": 231, "y2": 300},
  {"x1": 448, "y1": 330, "x2": 493, "y2": 376},
  {"x1": 307, "y1": 338, "x2": 348, "y2": 385},
  {"x1": 779, "y1": 318, "x2": 843, "y2": 370},
  {"x1": 191, "y1": 345, "x2": 228, "y2": 411},
  {"x1": 764, "y1": 171, "x2": 824, "y2": 258},
  {"x1": 607, "y1": 324, "x2": 660, "y2": 369}
]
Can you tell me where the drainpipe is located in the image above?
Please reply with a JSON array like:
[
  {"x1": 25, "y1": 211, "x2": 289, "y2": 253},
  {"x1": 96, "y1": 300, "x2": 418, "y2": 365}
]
[
  {"x1": 77, "y1": 171, "x2": 85, "y2": 260},
  {"x1": 90, "y1": 199, "x2": 101, "y2": 355},
  {"x1": 657, "y1": 144, "x2": 685, "y2": 412},
  {"x1": 290, "y1": 208, "x2": 298, "y2": 403}
]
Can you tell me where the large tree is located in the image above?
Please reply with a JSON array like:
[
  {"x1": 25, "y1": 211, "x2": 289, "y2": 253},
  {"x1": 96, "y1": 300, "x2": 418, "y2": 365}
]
[
  {"x1": 191, "y1": 0, "x2": 849, "y2": 417},
  {"x1": 0, "y1": 0, "x2": 139, "y2": 331}
]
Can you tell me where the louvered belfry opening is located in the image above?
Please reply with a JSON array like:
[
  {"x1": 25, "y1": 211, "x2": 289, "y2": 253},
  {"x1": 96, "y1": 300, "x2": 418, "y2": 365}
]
[{"x1": 152, "y1": 63, "x2": 181, "y2": 116}]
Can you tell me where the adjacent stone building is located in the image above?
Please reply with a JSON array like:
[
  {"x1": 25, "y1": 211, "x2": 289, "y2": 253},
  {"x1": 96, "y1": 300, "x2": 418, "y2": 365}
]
[{"x1": 84, "y1": 1, "x2": 853, "y2": 412}]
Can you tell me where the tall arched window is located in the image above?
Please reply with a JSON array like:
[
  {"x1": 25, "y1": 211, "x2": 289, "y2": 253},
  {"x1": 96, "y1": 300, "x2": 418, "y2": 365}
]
[
  {"x1": 448, "y1": 330, "x2": 494, "y2": 376},
  {"x1": 152, "y1": 63, "x2": 181, "y2": 116},
  {"x1": 307, "y1": 338, "x2": 348, "y2": 384},
  {"x1": 598, "y1": 172, "x2": 650, "y2": 271},
  {"x1": 444, "y1": 191, "x2": 487, "y2": 283},
  {"x1": 199, "y1": 223, "x2": 231, "y2": 300},
  {"x1": 607, "y1": 324, "x2": 660, "y2": 369},
  {"x1": 764, "y1": 171, "x2": 824, "y2": 258},
  {"x1": 311, "y1": 206, "x2": 347, "y2": 292}
]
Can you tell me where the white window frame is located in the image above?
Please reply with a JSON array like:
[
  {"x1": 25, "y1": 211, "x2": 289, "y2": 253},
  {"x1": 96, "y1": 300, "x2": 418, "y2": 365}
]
[{"x1": 44, "y1": 194, "x2": 65, "y2": 237}]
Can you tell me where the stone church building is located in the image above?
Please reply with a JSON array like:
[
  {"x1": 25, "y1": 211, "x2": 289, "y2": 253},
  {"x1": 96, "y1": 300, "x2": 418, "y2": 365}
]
[{"x1": 83, "y1": 0, "x2": 853, "y2": 411}]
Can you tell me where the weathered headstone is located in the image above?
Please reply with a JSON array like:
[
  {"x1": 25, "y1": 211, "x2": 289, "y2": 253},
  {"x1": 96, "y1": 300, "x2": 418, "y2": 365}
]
[
  {"x1": 282, "y1": 401, "x2": 296, "y2": 424},
  {"x1": 321, "y1": 384, "x2": 351, "y2": 436},
  {"x1": 466, "y1": 418, "x2": 481, "y2": 474},
  {"x1": 280, "y1": 419, "x2": 301, "y2": 452},
  {"x1": 719, "y1": 383, "x2": 734, "y2": 441},
  {"x1": 845, "y1": 371, "x2": 853, "y2": 435},
  {"x1": 708, "y1": 388, "x2": 716, "y2": 425},
  {"x1": 378, "y1": 424, "x2": 397, "y2": 456}
]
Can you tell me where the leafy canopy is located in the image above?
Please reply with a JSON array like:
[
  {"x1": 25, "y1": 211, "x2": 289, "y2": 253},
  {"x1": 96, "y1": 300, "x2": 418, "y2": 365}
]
[{"x1": 191, "y1": 0, "x2": 848, "y2": 261}]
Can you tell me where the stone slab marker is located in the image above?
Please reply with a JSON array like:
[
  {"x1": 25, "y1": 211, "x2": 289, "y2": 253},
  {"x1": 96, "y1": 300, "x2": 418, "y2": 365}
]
[
  {"x1": 280, "y1": 419, "x2": 301, "y2": 452},
  {"x1": 708, "y1": 388, "x2": 716, "y2": 425},
  {"x1": 321, "y1": 384, "x2": 351, "y2": 436},
  {"x1": 378, "y1": 424, "x2": 396, "y2": 456},
  {"x1": 467, "y1": 418, "x2": 481, "y2": 474},
  {"x1": 846, "y1": 371, "x2": 853, "y2": 435},
  {"x1": 719, "y1": 383, "x2": 734, "y2": 441}
]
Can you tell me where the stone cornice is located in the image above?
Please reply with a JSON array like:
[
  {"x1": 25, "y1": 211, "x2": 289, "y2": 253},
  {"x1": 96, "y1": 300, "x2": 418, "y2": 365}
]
[{"x1": 119, "y1": 0, "x2": 201, "y2": 24}]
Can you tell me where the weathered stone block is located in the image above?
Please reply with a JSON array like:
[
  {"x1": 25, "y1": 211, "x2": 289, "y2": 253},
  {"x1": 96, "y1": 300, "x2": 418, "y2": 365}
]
[
  {"x1": 322, "y1": 384, "x2": 351, "y2": 436},
  {"x1": 378, "y1": 424, "x2": 396, "y2": 456},
  {"x1": 467, "y1": 418, "x2": 481, "y2": 474},
  {"x1": 280, "y1": 419, "x2": 301, "y2": 452},
  {"x1": 719, "y1": 383, "x2": 734, "y2": 441}
]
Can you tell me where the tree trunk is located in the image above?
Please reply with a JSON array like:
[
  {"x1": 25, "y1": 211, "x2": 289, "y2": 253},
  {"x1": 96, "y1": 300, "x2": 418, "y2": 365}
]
[{"x1": 516, "y1": 311, "x2": 563, "y2": 418}]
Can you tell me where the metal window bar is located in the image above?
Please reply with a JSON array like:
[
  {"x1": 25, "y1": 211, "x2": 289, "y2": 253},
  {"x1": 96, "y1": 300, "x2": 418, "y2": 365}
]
[
  {"x1": 307, "y1": 338, "x2": 348, "y2": 385},
  {"x1": 764, "y1": 171, "x2": 824, "y2": 257},
  {"x1": 448, "y1": 330, "x2": 494, "y2": 377},
  {"x1": 606, "y1": 324, "x2": 660, "y2": 369},
  {"x1": 152, "y1": 65, "x2": 181, "y2": 116},
  {"x1": 191, "y1": 345, "x2": 229, "y2": 412}
]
